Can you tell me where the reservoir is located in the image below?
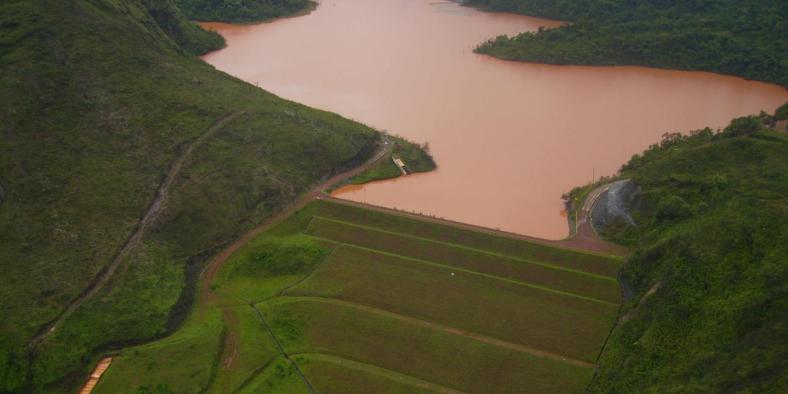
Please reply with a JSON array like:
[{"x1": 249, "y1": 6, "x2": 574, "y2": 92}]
[{"x1": 202, "y1": 0, "x2": 788, "y2": 239}]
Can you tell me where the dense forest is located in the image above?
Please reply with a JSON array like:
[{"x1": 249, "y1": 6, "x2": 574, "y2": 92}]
[
  {"x1": 0, "y1": 0, "x2": 383, "y2": 391},
  {"x1": 175, "y1": 0, "x2": 312, "y2": 23},
  {"x1": 576, "y1": 104, "x2": 788, "y2": 392},
  {"x1": 466, "y1": 0, "x2": 788, "y2": 87}
]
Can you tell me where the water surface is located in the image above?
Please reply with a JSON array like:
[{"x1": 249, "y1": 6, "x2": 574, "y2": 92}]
[{"x1": 202, "y1": 0, "x2": 788, "y2": 239}]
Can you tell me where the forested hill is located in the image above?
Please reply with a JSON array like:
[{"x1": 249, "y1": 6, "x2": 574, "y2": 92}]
[
  {"x1": 466, "y1": 0, "x2": 788, "y2": 87},
  {"x1": 0, "y1": 0, "x2": 380, "y2": 391},
  {"x1": 581, "y1": 104, "x2": 788, "y2": 392},
  {"x1": 175, "y1": 0, "x2": 313, "y2": 23}
]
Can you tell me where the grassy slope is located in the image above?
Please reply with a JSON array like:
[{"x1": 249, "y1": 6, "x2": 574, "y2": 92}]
[
  {"x1": 589, "y1": 113, "x2": 788, "y2": 392},
  {"x1": 467, "y1": 0, "x2": 788, "y2": 87},
  {"x1": 304, "y1": 217, "x2": 619, "y2": 303},
  {"x1": 311, "y1": 200, "x2": 623, "y2": 275},
  {"x1": 0, "y1": 0, "x2": 383, "y2": 390},
  {"x1": 285, "y1": 244, "x2": 617, "y2": 361},
  {"x1": 101, "y1": 199, "x2": 618, "y2": 392},
  {"x1": 175, "y1": 0, "x2": 313, "y2": 23},
  {"x1": 262, "y1": 298, "x2": 593, "y2": 394}
]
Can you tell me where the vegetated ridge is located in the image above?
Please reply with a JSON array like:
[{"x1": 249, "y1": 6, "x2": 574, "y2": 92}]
[
  {"x1": 582, "y1": 104, "x2": 788, "y2": 392},
  {"x1": 0, "y1": 0, "x2": 424, "y2": 391},
  {"x1": 466, "y1": 0, "x2": 788, "y2": 87},
  {"x1": 175, "y1": 0, "x2": 315, "y2": 23}
]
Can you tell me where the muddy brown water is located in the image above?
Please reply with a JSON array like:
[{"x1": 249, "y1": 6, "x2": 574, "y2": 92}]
[{"x1": 201, "y1": 0, "x2": 787, "y2": 240}]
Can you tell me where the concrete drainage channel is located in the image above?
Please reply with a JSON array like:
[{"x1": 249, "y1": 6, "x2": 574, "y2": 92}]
[{"x1": 79, "y1": 357, "x2": 113, "y2": 394}]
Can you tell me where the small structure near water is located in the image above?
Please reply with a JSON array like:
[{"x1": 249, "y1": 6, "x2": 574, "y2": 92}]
[{"x1": 392, "y1": 156, "x2": 409, "y2": 175}]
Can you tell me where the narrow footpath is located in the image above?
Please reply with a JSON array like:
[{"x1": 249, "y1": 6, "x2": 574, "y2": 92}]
[{"x1": 32, "y1": 112, "x2": 244, "y2": 348}]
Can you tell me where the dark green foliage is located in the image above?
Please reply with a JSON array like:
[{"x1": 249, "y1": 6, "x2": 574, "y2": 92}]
[
  {"x1": 0, "y1": 0, "x2": 381, "y2": 391},
  {"x1": 231, "y1": 236, "x2": 328, "y2": 277},
  {"x1": 724, "y1": 116, "x2": 763, "y2": 136},
  {"x1": 134, "y1": 385, "x2": 175, "y2": 394},
  {"x1": 175, "y1": 0, "x2": 312, "y2": 23},
  {"x1": 773, "y1": 102, "x2": 788, "y2": 120},
  {"x1": 589, "y1": 108, "x2": 788, "y2": 392},
  {"x1": 468, "y1": 0, "x2": 788, "y2": 87},
  {"x1": 654, "y1": 195, "x2": 692, "y2": 223}
]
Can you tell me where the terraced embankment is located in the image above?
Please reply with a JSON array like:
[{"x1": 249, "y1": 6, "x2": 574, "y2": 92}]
[{"x1": 97, "y1": 199, "x2": 623, "y2": 393}]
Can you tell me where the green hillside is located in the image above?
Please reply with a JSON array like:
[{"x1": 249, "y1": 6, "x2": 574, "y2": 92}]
[
  {"x1": 175, "y1": 0, "x2": 313, "y2": 23},
  {"x1": 466, "y1": 0, "x2": 788, "y2": 87},
  {"x1": 98, "y1": 199, "x2": 622, "y2": 393},
  {"x1": 0, "y1": 0, "x2": 385, "y2": 391},
  {"x1": 587, "y1": 107, "x2": 788, "y2": 392}
]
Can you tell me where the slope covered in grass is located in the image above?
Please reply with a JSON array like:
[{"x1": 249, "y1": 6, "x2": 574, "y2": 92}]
[
  {"x1": 467, "y1": 0, "x2": 788, "y2": 87},
  {"x1": 101, "y1": 199, "x2": 619, "y2": 392},
  {"x1": 175, "y1": 0, "x2": 313, "y2": 23},
  {"x1": 0, "y1": 0, "x2": 382, "y2": 391},
  {"x1": 589, "y1": 109, "x2": 788, "y2": 392}
]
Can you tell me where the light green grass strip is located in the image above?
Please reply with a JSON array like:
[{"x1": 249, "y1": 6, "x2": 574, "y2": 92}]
[
  {"x1": 294, "y1": 353, "x2": 463, "y2": 393},
  {"x1": 265, "y1": 296, "x2": 596, "y2": 369},
  {"x1": 310, "y1": 215, "x2": 617, "y2": 282},
  {"x1": 320, "y1": 199, "x2": 626, "y2": 261},
  {"x1": 301, "y1": 234, "x2": 617, "y2": 307}
]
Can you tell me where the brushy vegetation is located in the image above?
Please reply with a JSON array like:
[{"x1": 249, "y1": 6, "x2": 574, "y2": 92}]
[
  {"x1": 340, "y1": 135, "x2": 436, "y2": 186},
  {"x1": 175, "y1": 0, "x2": 314, "y2": 23},
  {"x1": 0, "y1": 0, "x2": 389, "y2": 390},
  {"x1": 587, "y1": 107, "x2": 788, "y2": 392},
  {"x1": 467, "y1": 0, "x2": 788, "y2": 87}
]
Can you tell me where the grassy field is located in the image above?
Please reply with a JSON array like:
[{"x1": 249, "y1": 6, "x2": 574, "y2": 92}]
[
  {"x1": 310, "y1": 200, "x2": 623, "y2": 276},
  {"x1": 296, "y1": 353, "x2": 445, "y2": 394},
  {"x1": 99, "y1": 199, "x2": 620, "y2": 392},
  {"x1": 284, "y1": 244, "x2": 617, "y2": 361},
  {"x1": 261, "y1": 298, "x2": 594, "y2": 394},
  {"x1": 305, "y1": 216, "x2": 619, "y2": 303}
]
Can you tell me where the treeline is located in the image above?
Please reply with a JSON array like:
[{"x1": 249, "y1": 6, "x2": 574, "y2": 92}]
[
  {"x1": 175, "y1": 0, "x2": 312, "y2": 23},
  {"x1": 582, "y1": 103, "x2": 788, "y2": 392},
  {"x1": 466, "y1": 0, "x2": 788, "y2": 87}
]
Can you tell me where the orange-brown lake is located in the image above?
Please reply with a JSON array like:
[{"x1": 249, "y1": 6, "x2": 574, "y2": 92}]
[{"x1": 202, "y1": 0, "x2": 788, "y2": 239}]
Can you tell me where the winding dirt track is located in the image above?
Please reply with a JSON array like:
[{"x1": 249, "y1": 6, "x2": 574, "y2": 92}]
[{"x1": 32, "y1": 112, "x2": 243, "y2": 347}]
